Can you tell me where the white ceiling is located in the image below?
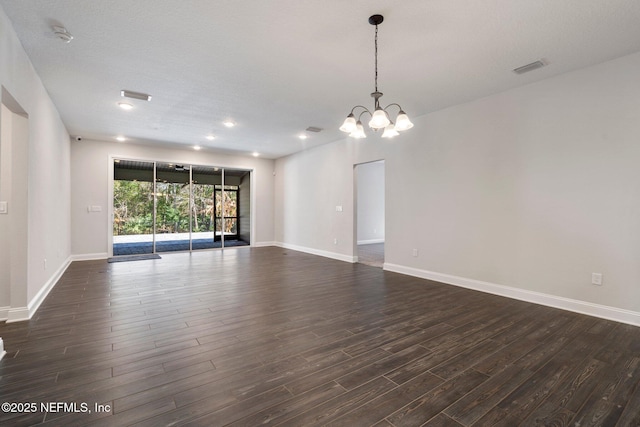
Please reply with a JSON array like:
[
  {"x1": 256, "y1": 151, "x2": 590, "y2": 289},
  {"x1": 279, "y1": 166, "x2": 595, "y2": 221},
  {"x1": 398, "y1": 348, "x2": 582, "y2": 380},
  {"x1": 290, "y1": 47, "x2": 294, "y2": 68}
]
[{"x1": 2, "y1": 0, "x2": 640, "y2": 159}]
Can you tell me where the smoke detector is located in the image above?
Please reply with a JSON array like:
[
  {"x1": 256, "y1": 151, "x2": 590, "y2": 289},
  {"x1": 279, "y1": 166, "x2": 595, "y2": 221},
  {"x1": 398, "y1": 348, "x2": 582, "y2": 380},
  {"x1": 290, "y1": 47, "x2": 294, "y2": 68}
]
[{"x1": 53, "y1": 26, "x2": 73, "y2": 43}]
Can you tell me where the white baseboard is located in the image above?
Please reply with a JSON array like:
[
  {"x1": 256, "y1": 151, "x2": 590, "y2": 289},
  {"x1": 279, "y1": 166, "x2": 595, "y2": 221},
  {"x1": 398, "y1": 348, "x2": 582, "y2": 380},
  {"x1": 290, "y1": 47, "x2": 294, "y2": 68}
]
[
  {"x1": 253, "y1": 241, "x2": 277, "y2": 248},
  {"x1": 274, "y1": 242, "x2": 357, "y2": 263},
  {"x1": 6, "y1": 256, "x2": 72, "y2": 323},
  {"x1": 0, "y1": 306, "x2": 9, "y2": 321},
  {"x1": 384, "y1": 263, "x2": 640, "y2": 328},
  {"x1": 6, "y1": 306, "x2": 29, "y2": 323},
  {"x1": 357, "y1": 239, "x2": 385, "y2": 245},
  {"x1": 71, "y1": 252, "x2": 108, "y2": 261}
]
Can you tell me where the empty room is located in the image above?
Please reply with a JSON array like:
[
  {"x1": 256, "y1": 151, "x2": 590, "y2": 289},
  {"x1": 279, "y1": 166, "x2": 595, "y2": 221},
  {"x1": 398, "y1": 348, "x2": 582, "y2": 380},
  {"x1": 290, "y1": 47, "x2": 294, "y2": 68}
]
[{"x1": 1, "y1": 1, "x2": 640, "y2": 426}]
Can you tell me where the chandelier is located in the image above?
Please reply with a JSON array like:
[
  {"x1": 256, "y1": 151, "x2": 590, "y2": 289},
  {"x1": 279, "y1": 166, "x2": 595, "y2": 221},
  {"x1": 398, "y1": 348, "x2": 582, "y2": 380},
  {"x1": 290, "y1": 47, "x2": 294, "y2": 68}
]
[{"x1": 339, "y1": 14, "x2": 413, "y2": 139}]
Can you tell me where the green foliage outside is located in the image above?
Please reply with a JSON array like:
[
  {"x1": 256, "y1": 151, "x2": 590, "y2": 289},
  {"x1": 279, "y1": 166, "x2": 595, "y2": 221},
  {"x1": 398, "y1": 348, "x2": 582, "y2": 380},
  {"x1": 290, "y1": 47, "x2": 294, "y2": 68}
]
[{"x1": 113, "y1": 180, "x2": 238, "y2": 236}]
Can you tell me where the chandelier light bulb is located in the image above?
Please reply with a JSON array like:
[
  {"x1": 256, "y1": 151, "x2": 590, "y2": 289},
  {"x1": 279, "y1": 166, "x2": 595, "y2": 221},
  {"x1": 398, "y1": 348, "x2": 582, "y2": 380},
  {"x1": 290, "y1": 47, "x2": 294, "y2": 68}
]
[
  {"x1": 381, "y1": 123, "x2": 399, "y2": 138},
  {"x1": 339, "y1": 114, "x2": 357, "y2": 133},
  {"x1": 369, "y1": 108, "x2": 390, "y2": 129},
  {"x1": 394, "y1": 111, "x2": 414, "y2": 131},
  {"x1": 349, "y1": 121, "x2": 367, "y2": 139}
]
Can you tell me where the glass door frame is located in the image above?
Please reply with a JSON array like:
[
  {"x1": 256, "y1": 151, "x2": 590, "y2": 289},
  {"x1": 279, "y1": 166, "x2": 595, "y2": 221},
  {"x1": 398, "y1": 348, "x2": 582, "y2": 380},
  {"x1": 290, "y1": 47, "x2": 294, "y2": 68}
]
[{"x1": 109, "y1": 156, "x2": 253, "y2": 257}]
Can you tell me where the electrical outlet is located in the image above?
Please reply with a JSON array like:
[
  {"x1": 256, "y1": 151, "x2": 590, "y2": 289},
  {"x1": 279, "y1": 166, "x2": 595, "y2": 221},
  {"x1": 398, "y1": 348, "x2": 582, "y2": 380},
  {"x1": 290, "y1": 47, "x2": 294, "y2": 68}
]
[
  {"x1": 591, "y1": 273, "x2": 602, "y2": 286},
  {"x1": 334, "y1": 238, "x2": 338, "y2": 245},
  {"x1": 44, "y1": 258, "x2": 47, "y2": 270},
  {"x1": 412, "y1": 249, "x2": 418, "y2": 257}
]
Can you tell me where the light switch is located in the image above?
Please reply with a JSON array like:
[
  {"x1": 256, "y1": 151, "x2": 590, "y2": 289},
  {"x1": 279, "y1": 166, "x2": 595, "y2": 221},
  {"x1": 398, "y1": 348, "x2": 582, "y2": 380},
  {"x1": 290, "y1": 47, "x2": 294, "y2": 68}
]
[{"x1": 0, "y1": 201, "x2": 7, "y2": 214}]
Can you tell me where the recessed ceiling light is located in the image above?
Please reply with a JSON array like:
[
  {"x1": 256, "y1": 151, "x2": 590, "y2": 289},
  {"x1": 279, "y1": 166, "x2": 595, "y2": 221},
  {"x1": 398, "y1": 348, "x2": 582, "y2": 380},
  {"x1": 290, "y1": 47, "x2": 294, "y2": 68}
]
[
  {"x1": 252, "y1": 152, "x2": 259, "y2": 157},
  {"x1": 193, "y1": 145, "x2": 201, "y2": 151},
  {"x1": 206, "y1": 135, "x2": 215, "y2": 141},
  {"x1": 223, "y1": 120, "x2": 236, "y2": 128},
  {"x1": 299, "y1": 134, "x2": 308, "y2": 140},
  {"x1": 118, "y1": 102, "x2": 133, "y2": 110},
  {"x1": 116, "y1": 136, "x2": 126, "y2": 142}
]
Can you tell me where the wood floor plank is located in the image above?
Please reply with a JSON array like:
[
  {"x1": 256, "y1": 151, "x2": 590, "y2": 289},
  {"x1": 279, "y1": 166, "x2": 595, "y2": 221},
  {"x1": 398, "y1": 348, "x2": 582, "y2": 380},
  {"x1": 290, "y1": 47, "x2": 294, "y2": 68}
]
[
  {"x1": 0, "y1": 247, "x2": 638, "y2": 426},
  {"x1": 519, "y1": 400, "x2": 575, "y2": 427},
  {"x1": 181, "y1": 386, "x2": 293, "y2": 426},
  {"x1": 336, "y1": 344, "x2": 430, "y2": 390},
  {"x1": 276, "y1": 376, "x2": 397, "y2": 426},
  {"x1": 421, "y1": 413, "x2": 465, "y2": 427},
  {"x1": 569, "y1": 355, "x2": 640, "y2": 427},
  {"x1": 443, "y1": 365, "x2": 532, "y2": 425},
  {"x1": 538, "y1": 357, "x2": 608, "y2": 414},
  {"x1": 285, "y1": 348, "x2": 389, "y2": 395},
  {"x1": 227, "y1": 381, "x2": 346, "y2": 426},
  {"x1": 385, "y1": 369, "x2": 489, "y2": 427}
]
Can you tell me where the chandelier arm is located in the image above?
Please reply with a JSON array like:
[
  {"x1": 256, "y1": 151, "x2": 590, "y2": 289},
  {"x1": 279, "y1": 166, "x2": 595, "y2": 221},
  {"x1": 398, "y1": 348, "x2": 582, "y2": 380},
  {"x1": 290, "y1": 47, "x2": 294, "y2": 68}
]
[
  {"x1": 349, "y1": 105, "x2": 371, "y2": 116},
  {"x1": 349, "y1": 105, "x2": 371, "y2": 115},
  {"x1": 357, "y1": 109, "x2": 373, "y2": 121},
  {"x1": 382, "y1": 103, "x2": 403, "y2": 113}
]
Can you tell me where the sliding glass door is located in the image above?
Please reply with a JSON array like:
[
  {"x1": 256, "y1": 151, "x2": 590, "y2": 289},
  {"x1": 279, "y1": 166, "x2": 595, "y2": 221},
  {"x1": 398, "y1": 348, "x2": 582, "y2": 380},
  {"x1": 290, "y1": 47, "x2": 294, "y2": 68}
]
[
  {"x1": 155, "y1": 163, "x2": 191, "y2": 252},
  {"x1": 112, "y1": 160, "x2": 154, "y2": 255},
  {"x1": 191, "y1": 166, "x2": 220, "y2": 250},
  {"x1": 112, "y1": 160, "x2": 250, "y2": 256}
]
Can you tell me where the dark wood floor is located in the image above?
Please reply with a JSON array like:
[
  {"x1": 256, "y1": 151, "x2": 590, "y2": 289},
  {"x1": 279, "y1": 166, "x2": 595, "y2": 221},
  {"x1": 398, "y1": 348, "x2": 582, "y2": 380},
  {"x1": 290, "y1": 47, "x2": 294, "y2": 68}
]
[
  {"x1": 357, "y1": 243, "x2": 384, "y2": 268},
  {"x1": 1, "y1": 247, "x2": 639, "y2": 426}
]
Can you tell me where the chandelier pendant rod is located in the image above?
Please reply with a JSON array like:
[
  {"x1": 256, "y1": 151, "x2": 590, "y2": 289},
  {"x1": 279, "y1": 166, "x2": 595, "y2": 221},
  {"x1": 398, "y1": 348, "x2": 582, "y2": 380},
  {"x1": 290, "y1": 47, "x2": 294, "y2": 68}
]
[
  {"x1": 374, "y1": 23, "x2": 378, "y2": 94},
  {"x1": 371, "y1": 17, "x2": 382, "y2": 110}
]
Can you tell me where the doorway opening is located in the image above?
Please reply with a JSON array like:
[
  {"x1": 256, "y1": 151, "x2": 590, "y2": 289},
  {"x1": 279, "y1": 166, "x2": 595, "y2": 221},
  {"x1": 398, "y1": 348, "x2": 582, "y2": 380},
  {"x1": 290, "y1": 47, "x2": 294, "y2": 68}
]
[
  {"x1": 112, "y1": 159, "x2": 251, "y2": 256},
  {"x1": 354, "y1": 160, "x2": 385, "y2": 268}
]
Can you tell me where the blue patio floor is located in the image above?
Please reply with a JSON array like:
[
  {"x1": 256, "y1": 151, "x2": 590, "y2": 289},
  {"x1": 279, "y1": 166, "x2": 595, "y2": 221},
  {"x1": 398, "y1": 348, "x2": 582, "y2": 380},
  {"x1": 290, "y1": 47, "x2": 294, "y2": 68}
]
[{"x1": 113, "y1": 238, "x2": 249, "y2": 256}]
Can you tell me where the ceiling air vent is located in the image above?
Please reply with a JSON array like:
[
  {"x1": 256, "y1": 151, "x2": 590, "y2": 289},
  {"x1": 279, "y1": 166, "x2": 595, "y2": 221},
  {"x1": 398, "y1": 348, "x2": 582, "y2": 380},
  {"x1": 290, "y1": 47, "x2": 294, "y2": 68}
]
[
  {"x1": 513, "y1": 60, "x2": 547, "y2": 75},
  {"x1": 306, "y1": 126, "x2": 323, "y2": 133},
  {"x1": 120, "y1": 90, "x2": 152, "y2": 101}
]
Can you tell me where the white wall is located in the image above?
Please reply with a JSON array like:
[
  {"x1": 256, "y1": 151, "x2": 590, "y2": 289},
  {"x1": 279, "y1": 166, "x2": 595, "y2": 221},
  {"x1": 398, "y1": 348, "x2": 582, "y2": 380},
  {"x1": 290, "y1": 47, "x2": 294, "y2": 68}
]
[
  {"x1": 0, "y1": 6, "x2": 72, "y2": 321},
  {"x1": 356, "y1": 161, "x2": 385, "y2": 244},
  {"x1": 71, "y1": 139, "x2": 275, "y2": 257},
  {"x1": 275, "y1": 51, "x2": 640, "y2": 323}
]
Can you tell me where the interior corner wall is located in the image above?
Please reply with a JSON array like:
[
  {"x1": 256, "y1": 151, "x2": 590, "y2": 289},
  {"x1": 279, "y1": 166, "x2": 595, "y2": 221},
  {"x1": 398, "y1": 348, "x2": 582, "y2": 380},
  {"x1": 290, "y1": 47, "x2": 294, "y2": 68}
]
[
  {"x1": 0, "y1": 5, "x2": 72, "y2": 319},
  {"x1": 70, "y1": 140, "x2": 275, "y2": 257},
  {"x1": 275, "y1": 51, "x2": 640, "y2": 316},
  {"x1": 356, "y1": 161, "x2": 385, "y2": 244}
]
